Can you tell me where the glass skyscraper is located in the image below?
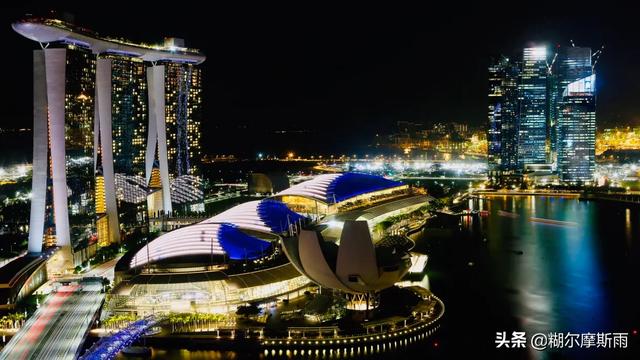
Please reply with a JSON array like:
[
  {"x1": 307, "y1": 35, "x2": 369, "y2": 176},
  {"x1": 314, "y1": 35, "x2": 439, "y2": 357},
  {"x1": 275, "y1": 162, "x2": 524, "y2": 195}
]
[
  {"x1": 488, "y1": 56, "x2": 519, "y2": 173},
  {"x1": 488, "y1": 44, "x2": 597, "y2": 182},
  {"x1": 518, "y1": 47, "x2": 549, "y2": 169},
  {"x1": 558, "y1": 74, "x2": 596, "y2": 183},
  {"x1": 555, "y1": 47, "x2": 594, "y2": 182}
]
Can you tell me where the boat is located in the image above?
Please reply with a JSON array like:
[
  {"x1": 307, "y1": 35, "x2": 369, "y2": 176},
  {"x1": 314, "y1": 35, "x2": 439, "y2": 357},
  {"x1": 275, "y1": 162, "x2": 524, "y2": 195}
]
[
  {"x1": 498, "y1": 210, "x2": 519, "y2": 218},
  {"x1": 528, "y1": 217, "x2": 577, "y2": 227}
]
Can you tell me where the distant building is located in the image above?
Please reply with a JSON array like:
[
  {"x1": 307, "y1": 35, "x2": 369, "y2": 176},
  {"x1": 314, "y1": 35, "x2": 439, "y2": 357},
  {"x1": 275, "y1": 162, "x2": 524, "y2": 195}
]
[
  {"x1": 557, "y1": 74, "x2": 596, "y2": 182},
  {"x1": 518, "y1": 47, "x2": 549, "y2": 169},
  {"x1": 452, "y1": 122, "x2": 469, "y2": 136},
  {"x1": 488, "y1": 44, "x2": 598, "y2": 183},
  {"x1": 488, "y1": 56, "x2": 519, "y2": 173},
  {"x1": 248, "y1": 172, "x2": 290, "y2": 194},
  {"x1": 555, "y1": 47, "x2": 595, "y2": 183}
]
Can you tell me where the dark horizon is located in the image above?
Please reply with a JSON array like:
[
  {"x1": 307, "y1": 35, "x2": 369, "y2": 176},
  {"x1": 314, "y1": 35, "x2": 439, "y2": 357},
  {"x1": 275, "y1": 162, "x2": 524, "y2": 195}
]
[{"x1": 2, "y1": 5, "x2": 640, "y2": 156}]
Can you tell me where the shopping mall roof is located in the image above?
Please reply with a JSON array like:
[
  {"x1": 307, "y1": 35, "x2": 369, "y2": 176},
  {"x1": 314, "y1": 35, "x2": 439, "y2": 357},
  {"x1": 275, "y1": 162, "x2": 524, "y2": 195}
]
[
  {"x1": 129, "y1": 199, "x2": 304, "y2": 268},
  {"x1": 201, "y1": 199, "x2": 303, "y2": 233},
  {"x1": 275, "y1": 172, "x2": 404, "y2": 204}
]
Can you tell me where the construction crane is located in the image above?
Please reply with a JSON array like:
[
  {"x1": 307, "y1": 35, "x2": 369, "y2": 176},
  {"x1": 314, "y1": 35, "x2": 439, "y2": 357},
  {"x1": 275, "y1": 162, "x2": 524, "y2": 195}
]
[
  {"x1": 546, "y1": 52, "x2": 558, "y2": 74},
  {"x1": 592, "y1": 45, "x2": 605, "y2": 72}
]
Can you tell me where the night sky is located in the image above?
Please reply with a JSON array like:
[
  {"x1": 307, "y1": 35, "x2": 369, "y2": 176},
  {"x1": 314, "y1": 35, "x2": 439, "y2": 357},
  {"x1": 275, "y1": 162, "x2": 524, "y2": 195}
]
[{"x1": 1, "y1": 5, "x2": 639, "y2": 156}]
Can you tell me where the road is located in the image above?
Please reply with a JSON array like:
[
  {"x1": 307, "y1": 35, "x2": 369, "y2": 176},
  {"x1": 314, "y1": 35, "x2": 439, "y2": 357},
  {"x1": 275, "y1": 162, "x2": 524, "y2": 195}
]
[
  {"x1": 0, "y1": 280, "x2": 105, "y2": 360},
  {"x1": 84, "y1": 256, "x2": 121, "y2": 282}
]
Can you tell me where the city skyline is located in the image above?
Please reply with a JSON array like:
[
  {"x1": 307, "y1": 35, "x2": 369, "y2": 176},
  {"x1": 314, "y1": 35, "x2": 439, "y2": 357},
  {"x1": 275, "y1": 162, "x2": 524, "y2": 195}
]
[
  {"x1": 488, "y1": 43, "x2": 597, "y2": 183},
  {"x1": 1, "y1": 7, "x2": 640, "y2": 156},
  {"x1": 0, "y1": 8, "x2": 639, "y2": 359}
]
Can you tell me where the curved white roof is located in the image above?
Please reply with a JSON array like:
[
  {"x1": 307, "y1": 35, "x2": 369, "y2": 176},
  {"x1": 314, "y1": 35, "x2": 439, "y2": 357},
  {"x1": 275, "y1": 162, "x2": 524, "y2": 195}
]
[
  {"x1": 274, "y1": 172, "x2": 405, "y2": 204},
  {"x1": 201, "y1": 200, "x2": 273, "y2": 233},
  {"x1": 130, "y1": 199, "x2": 304, "y2": 268},
  {"x1": 130, "y1": 223, "x2": 225, "y2": 268},
  {"x1": 275, "y1": 174, "x2": 341, "y2": 203}
]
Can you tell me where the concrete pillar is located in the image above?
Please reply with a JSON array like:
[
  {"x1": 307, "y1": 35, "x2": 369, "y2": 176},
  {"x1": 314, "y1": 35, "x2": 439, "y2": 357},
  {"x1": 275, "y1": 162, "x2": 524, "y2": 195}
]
[
  {"x1": 146, "y1": 66, "x2": 172, "y2": 213},
  {"x1": 28, "y1": 50, "x2": 48, "y2": 254},
  {"x1": 45, "y1": 48, "x2": 70, "y2": 247},
  {"x1": 96, "y1": 58, "x2": 121, "y2": 244}
]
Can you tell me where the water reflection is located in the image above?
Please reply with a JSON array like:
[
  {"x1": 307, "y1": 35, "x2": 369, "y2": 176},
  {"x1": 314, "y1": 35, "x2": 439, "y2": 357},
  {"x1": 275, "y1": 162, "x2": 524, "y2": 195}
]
[
  {"x1": 462, "y1": 196, "x2": 639, "y2": 359},
  {"x1": 124, "y1": 196, "x2": 639, "y2": 359}
]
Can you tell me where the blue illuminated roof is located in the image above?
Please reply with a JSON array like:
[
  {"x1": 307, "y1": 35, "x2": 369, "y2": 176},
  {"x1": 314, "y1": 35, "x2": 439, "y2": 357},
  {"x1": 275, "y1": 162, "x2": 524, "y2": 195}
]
[
  {"x1": 327, "y1": 173, "x2": 404, "y2": 203},
  {"x1": 218, "y1": 224, "x2": 271, "y2": 260},
  {"x1": 130, "y1": 199, "x2": 306, "y2": 267},
  {"x1": 276, "y1": 173, "x2": 404, "y2": 204},
  {"x1": 202, "y1": 199, "x2": 304, "y2": 233},
  {"x1": 256, "y1": 199, "x2": 305, "y2": 233}
]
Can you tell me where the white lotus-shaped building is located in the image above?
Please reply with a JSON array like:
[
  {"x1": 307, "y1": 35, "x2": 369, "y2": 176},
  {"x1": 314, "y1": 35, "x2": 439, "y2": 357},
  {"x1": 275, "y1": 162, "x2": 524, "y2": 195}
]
[{"x1": 282, "y1": 220, "x2": 413, "y2": 294}]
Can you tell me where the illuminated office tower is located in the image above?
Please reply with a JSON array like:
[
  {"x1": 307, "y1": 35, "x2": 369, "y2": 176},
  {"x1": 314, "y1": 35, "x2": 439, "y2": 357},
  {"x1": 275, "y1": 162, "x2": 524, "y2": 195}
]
[
  {"x1": 545, "y1": 46, "x2": 592, "y2": 166},
  {"x1": 488, "y1": 56, "x2": 519, "y2": 174},
  {"x1": 557, "y1": 74, "x2": 596, "y2": 183},
  {"x1": 518, "y1": 47, "x2": 549, "y2": 169}
]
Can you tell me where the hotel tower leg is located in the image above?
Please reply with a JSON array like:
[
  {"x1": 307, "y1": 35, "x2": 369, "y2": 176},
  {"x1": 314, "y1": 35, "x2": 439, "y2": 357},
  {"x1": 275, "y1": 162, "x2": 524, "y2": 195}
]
[
  {"x1": 28, "y1": 50, "x2": 48, "y2": 254},
  {"x1": 146, "y1": 65, "x2": 172, "y2": 214},
  {"x1": 96, "y1": 58, "x2": 121, "y2": 244}
]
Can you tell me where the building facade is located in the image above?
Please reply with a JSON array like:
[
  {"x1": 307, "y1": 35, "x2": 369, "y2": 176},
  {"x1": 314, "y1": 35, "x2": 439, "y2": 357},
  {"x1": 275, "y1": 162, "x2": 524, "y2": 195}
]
[
  {"x1": 518, "y1": 47, "x2": 549, "y2": 169},
  {"x1": 555, "y1": 47, "x2": 595, "y2": 182},
  {"x1": 557, "y1": 74, "x2": 596, "y2": 182},
  {"x1": 488, "y1": 56, "x2": 519, "y2": 173},
  {"x1": 14, "y1": 16, "x2": 205, "y2": 255},
  {"x1": 488, "y1": 44, "x2": 597, "y2": 183}
]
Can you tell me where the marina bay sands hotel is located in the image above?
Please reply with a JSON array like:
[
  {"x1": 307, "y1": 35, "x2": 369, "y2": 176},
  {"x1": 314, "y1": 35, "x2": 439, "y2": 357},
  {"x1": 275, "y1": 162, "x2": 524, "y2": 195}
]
[{"x1": 12, "y1": 14, "x2": 205, "y2": 263}]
